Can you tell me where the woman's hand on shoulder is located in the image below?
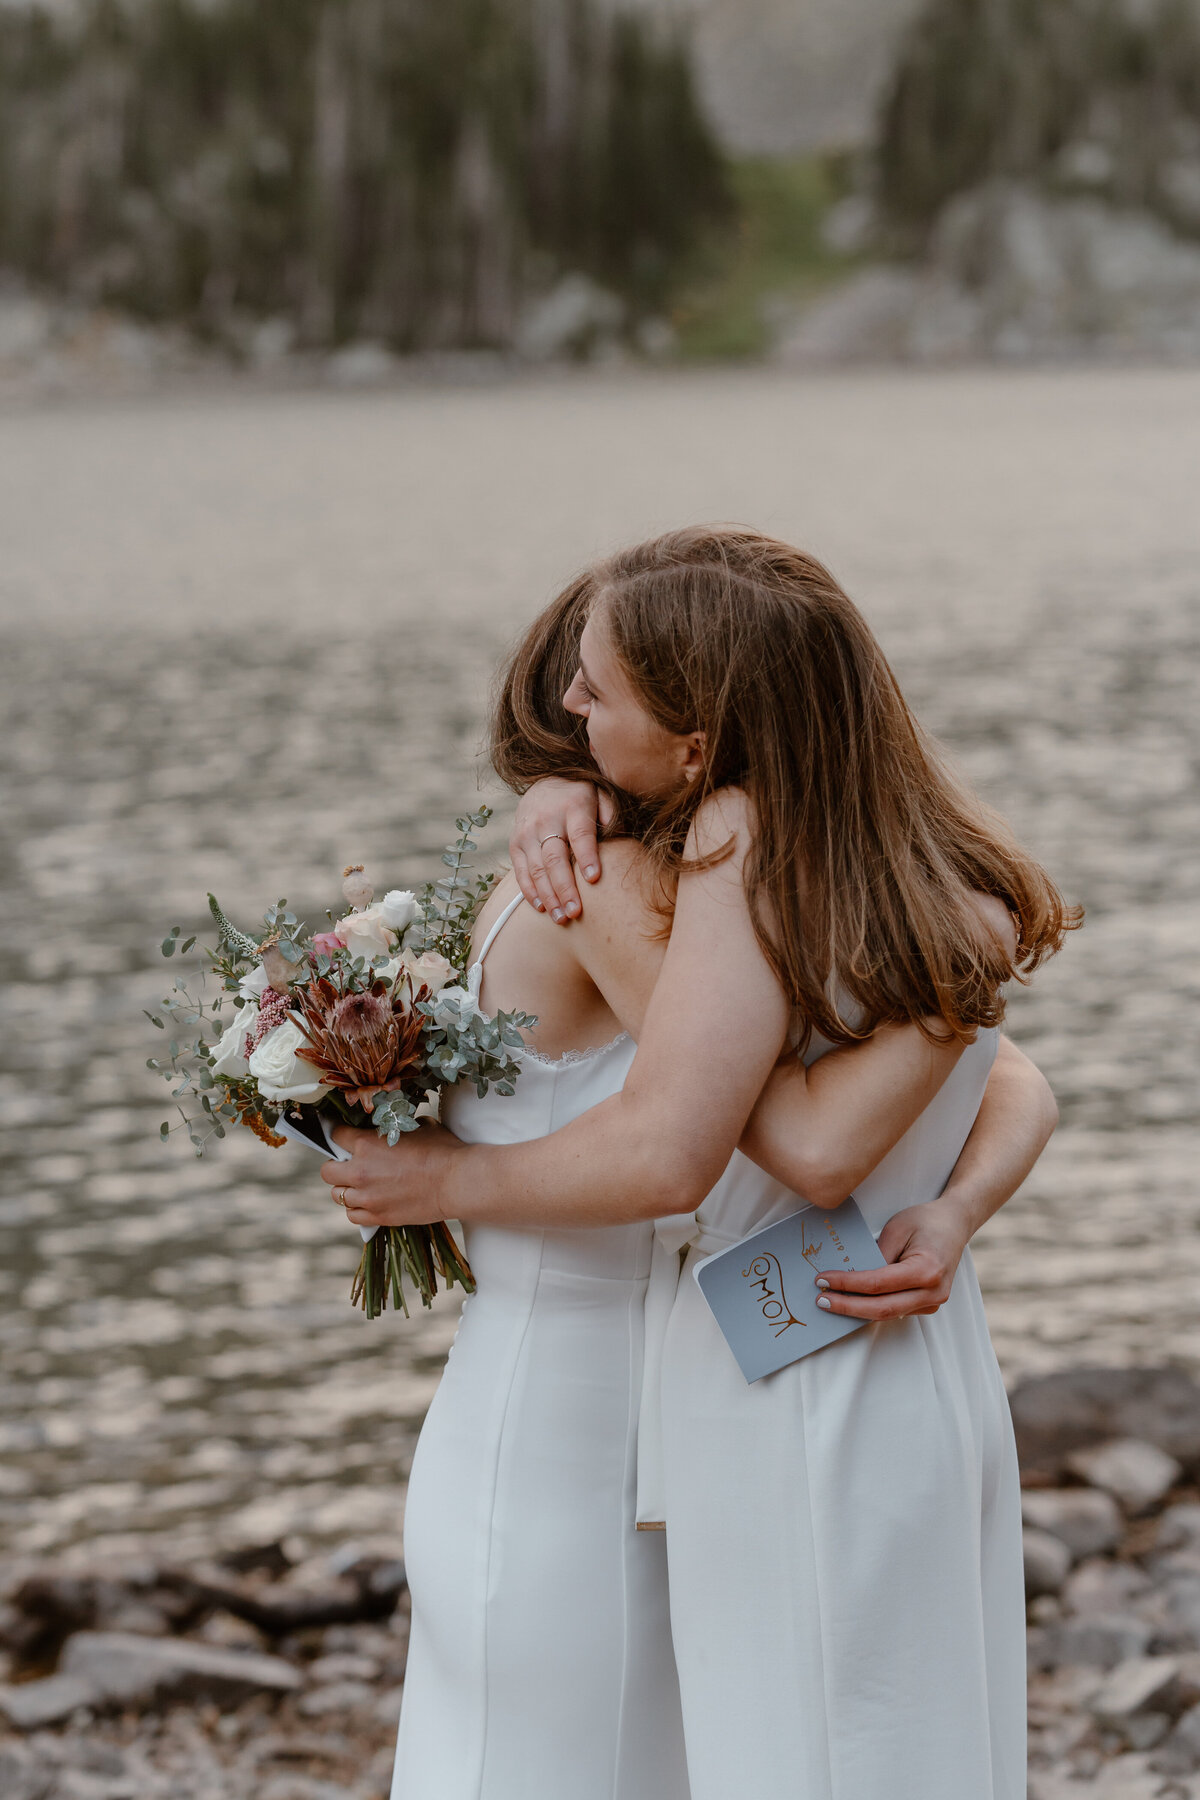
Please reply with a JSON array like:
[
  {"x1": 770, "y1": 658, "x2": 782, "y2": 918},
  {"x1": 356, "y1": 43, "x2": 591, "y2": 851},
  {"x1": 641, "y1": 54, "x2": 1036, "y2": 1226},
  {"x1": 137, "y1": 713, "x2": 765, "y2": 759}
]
[
  {"x1": 321, "y1": 1123, "x2": 462, "y2": 1228},
  {"x1": 510, "y1": 778, "x2": 613, "y2": 922}
]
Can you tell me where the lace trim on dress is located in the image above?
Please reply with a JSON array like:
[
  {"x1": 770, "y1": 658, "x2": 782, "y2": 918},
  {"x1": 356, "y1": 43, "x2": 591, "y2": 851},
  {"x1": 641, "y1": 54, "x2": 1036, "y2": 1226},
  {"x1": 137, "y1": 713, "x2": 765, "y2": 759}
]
[{"x1": 519, "y1": 1032, "x2": 631, "y2": 1069}]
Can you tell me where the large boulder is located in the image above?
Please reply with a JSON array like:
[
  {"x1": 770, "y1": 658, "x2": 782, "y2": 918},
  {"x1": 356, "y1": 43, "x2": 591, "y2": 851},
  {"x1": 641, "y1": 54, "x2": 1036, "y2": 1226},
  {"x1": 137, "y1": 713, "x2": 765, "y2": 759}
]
[
  {"x1": 59, "y1": 1630, "x2": 301, "y2": 1712},
  {"x1": 1022, "y1": 1488, "x2": 1124, "y2": 1561},
  {"x1": 775, "y1": 189, "x2": 1200, "y2": 365},
  {"x1": 514, "y1": 275, "x2": 625, "y2": 363},
  {"x1": 1009, "y1": 1367, "x2": 1200, "y2": 1481},
  {"x1": 1066, "y1": 1440, "x2": 1184, "y2": 1515}
]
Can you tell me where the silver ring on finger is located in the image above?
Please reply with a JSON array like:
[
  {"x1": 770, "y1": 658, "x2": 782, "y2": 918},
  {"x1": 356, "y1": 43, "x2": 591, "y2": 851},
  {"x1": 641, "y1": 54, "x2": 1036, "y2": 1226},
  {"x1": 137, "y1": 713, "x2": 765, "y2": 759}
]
[{"x1": 539, "y1": 833, "x2": 566, "y2": 849}]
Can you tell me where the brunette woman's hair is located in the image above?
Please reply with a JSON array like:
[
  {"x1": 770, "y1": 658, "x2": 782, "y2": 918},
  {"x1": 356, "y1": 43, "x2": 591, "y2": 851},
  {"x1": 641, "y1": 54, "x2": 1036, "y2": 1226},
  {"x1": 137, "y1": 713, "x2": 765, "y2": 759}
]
[{"x1": 491, "y1": 525, "x2": 1080, "y2": 1047}]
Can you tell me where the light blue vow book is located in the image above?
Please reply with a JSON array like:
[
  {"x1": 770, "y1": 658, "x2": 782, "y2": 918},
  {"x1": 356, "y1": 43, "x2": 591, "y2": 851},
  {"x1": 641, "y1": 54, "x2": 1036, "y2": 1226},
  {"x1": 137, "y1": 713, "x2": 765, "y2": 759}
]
[{"x1": 693, "y1": 1197, "x2": 887, "y2": 1383}]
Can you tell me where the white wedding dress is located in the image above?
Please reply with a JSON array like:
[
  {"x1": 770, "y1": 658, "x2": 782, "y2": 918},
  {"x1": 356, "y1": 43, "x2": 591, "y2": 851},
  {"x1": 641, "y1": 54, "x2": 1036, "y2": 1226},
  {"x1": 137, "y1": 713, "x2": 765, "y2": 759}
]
[
  {"x1": 391, "y1": 894, "x2": 690, "y2": 1800},
  {"x1": 393, "y1": 893, "x2": 1026, "y2": 1800}
]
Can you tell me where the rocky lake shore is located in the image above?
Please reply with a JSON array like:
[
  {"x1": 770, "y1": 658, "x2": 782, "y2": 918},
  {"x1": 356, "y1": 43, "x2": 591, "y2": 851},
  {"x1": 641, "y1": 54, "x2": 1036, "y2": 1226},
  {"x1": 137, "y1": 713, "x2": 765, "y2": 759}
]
[
  {"x1": 6, "y1": 1366, "x2": 1200, "y2": 1799},
  {"x1": 2, "y1": 366, "x2": 1198, "y2": 1796}
]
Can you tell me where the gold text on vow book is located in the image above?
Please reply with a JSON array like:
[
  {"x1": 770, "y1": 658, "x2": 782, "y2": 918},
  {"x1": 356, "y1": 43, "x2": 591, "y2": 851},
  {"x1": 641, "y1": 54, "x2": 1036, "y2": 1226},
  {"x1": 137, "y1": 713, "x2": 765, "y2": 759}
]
[{"x1": 694, "y1": 1198, "x2": 886, "y2": 1384}]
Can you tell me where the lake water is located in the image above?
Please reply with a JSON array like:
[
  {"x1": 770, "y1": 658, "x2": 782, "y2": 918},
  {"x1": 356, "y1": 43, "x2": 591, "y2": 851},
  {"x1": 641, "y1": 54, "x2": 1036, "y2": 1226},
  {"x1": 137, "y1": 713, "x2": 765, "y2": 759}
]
[{"x1": 2, "y1": 365, "x2": 1197, "y2": 1567}]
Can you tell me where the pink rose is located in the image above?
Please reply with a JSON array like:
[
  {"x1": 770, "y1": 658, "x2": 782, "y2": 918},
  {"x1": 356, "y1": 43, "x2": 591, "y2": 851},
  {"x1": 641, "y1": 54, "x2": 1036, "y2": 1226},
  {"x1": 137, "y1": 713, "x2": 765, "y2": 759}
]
[{"x1": 311, "y1": 931, "x2": 344, "y2": 959}]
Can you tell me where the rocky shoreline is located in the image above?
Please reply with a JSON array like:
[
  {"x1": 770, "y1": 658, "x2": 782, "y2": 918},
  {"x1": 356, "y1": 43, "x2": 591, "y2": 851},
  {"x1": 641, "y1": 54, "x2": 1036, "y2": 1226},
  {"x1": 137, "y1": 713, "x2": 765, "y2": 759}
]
[{"x1": 1, "y1": 1367, "x2": 1200, "y2": 1797}]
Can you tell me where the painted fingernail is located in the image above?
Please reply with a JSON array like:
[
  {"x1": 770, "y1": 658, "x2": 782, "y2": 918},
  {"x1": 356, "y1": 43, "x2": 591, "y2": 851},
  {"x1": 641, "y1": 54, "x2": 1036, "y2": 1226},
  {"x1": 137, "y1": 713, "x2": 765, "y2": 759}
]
[
  {"x1": 584, "y1": 865, "x2": 599, "y2": 880},
  {"x1": 533, "y1": 900, "x2": 545, "y2": 911},
  {"x1": 816, "y1": 1296, "x2": 832, "y2": 1311},
  {"x1": 815, "y1": 1277, "x2": 830, "y2": 1289},
  {"x1": 565, "y1": 900, "x2": 580, "y2": 916},
  {"x1": 551, "y1": 908, "x2": 564, "y2": 923}
]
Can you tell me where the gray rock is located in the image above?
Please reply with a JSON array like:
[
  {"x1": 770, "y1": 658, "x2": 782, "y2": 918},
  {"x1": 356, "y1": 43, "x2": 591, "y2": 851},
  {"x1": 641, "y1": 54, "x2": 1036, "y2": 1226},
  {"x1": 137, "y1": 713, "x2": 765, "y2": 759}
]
[
  {"x1": 1025, "y1": 1526, "x2": 1073, "y2": 1598},
  {"x1": 633, "y1": 316, "x2": 676, "y2": 360},
  {"x1": 1089, "y1": 1655, "x2": 1181, "y2": 1721},
  {"x1": 1175, "y1": 1652, "x2": 1200, "y2": 1709},
  {"x1": 774, "y1": 267, "x2": 920, "y2": 364},
  {"x1": 1062, "y1": 1557, "x2": 1152, "y2": 1617},
  {"x1": 1119, "y1": 1712, "x2": 1172, "y2": 1751},
  {"x1": 515, "y1": 275, "x2": 625, "y2": 362},
  {"x1": 102, "y1": 1602, "x2": 172, "y2": 1638},
  {"x1": 1009, "y1": 1367, "x2": 1200, "y2": 1479},
  {"x1": 306, "y1": 1651, "x2": 380, "y2": 1684},
  {"x1": 820, "y1": 194, "x2": 878, "y2": 256},
  {"x1": 0, "y1": 297, "x2": 53, "y2": 363},
  {"x1": 0, "y1": 1672, "x2": 96, "y2": 1730},
  {"x1": 1022, "y1": 1488, "x2": 1124, "y2": 1560},
  {"x1": 1152, "y1": 1699, "x2": 1200, "y2": 1774},
  {"x1": 0, "y1": 1742, "x2": 54, "y2": 1800},
  {"x1": 45, "y1": 1772, "x2": 139, "y2": 1800},
  {"x1": 1154, "y1": 1568, "x2": 1200, "y2": 1651},
  {"x1": 372, "y1": 1683, "x2": 403, "y2": 1726},
  {"x1": 1084, "y1": 1749, "x2": 1176, "y2": 1795},
  {"x1": 61, "y1": 1629, "x2": 300, "y2": 1711},
  {"x1": 1066, "y1": 1438, "x2": 1183, "y2": 1513},
  {"x1": 1158, "y1": 1504, "x2": 1200, "y2": 1555},
  {"x1": 1048, "y1": 1611, "x2": 1154, "y2": 1670},
  {"x1": 258, "y1": 1778, "x2": 358, "y2": 1800},
  {"x1": 296, "y1": 1677, "x2": 375, "y2": 1717},
  {"x1": 324, "y1": 342, "x2": 396, "y2": 387}
]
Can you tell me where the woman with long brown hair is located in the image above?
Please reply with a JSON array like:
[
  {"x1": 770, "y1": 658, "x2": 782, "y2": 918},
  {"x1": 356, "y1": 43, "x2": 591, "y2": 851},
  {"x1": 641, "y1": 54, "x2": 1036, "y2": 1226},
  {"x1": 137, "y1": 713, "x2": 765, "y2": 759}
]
[{"x1": 327, "y1": 527, "x2": 1074, "y2": 1800}]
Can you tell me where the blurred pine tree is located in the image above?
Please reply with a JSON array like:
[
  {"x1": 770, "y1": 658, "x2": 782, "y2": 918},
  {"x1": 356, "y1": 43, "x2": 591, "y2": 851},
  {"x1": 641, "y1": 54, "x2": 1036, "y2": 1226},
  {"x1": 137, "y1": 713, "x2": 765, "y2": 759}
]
[
  {"x1": 876, "y1": 0, "x2": 1200, "y2": 245},
  {"x1": 0, "y1": 0, "x2": 729, "y2": 348}
]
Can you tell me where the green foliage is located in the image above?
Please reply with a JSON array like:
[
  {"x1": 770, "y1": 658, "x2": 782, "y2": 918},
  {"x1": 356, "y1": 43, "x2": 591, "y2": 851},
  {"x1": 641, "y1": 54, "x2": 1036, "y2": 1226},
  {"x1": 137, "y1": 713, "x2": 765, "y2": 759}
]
[
  {"x1": 672, "y1": 156, "x2": 857, "y2": 360},
  {"x1": 0, "y1": 0, "x2": 728, "y2": 344},
  {"x1": 415, "y1": 807, "x2": 499, "y2": 973},
  {"x1": 876, "y1": 0, "x2": 1200, "y2": 245}
]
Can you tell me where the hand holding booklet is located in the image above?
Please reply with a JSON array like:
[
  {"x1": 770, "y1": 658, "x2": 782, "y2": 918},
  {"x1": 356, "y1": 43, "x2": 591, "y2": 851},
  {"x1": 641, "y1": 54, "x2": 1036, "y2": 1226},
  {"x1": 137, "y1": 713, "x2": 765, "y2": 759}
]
[{"x1": 693, "y1": 1196, "x2": 887, "y2": 1383}]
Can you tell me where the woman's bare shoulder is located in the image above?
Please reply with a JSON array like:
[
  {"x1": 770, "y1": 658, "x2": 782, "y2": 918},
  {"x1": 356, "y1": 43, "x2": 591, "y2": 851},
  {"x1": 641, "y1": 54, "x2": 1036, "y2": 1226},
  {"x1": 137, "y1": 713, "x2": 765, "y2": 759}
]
[
  {"x1": 967, "y1": 891, "x2": 1019, "y2": 960},
  {"x1": 684, "y1": 786, "x2": 754, "y2": 869},
  {"x1": 573, "y1": 838, "x2": 660, "y2": 936}
]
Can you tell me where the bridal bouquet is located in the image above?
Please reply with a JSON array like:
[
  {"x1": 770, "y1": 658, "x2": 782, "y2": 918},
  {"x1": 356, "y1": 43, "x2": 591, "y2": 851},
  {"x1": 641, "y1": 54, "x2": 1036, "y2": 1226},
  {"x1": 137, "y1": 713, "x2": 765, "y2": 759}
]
[{"x1": 148, "y1": 809, "x2": 533, "y2": 1318}]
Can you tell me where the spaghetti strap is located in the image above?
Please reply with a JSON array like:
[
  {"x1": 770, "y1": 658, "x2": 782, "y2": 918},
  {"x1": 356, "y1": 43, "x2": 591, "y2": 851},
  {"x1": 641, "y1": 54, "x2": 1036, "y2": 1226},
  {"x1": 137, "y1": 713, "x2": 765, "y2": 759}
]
[{"x1": 474, "y1": 891, "x2": 526, "y2": 970}]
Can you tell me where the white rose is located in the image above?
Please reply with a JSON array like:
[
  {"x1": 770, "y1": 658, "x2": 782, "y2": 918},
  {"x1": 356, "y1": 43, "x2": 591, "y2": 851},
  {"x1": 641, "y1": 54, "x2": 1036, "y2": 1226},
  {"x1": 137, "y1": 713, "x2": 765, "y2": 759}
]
[
  {"x1": 209, "y1": 1013, "x2": 255, "y2": 1078},
  {"x1": 380, "y1": 889, "x2": 419, "y2": 933},
  {"x1": 248, "y1": 1017, "x2": 330, "y2": 1103},
  {"x1": 429, "y1": 983, "x2": 485, "y2": 1027},
  {"x1": 402, "y1": 948, "x2": 456, "y2": 994},
  {"x1": 237, "y1": 964, "x2": 270, "y2": 1003},
  {"x1": 334, "y1": 904, "x2": 396, "y2": 965}
]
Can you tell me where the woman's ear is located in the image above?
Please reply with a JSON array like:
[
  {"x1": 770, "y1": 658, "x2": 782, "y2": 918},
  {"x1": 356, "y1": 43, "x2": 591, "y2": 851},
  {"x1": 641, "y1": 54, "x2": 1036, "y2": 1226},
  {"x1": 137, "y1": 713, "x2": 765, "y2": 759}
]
[{"x1": 681, "y1": 730, "x2": 706, "y2": 783}]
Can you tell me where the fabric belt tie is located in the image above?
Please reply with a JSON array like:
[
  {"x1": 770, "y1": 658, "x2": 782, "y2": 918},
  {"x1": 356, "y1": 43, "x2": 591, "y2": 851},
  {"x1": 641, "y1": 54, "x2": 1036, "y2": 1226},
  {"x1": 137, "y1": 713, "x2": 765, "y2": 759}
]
[{"x1": 635, "y1": 1213, "x2": 745, "y2": 1529}]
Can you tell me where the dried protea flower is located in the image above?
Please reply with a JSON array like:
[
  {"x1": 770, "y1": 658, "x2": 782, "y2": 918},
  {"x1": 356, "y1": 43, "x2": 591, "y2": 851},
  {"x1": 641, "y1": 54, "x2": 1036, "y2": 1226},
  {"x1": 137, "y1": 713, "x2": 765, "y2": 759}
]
[
  {"x1": 293, "y1": 973, "x2": 428, "y2": 1110},
  {"x1": 342, "y1": 864, "x2": 374, "y2": 910},
  {"x1": 257, "y1": 935, "x2": 294, "y2": 996}
]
